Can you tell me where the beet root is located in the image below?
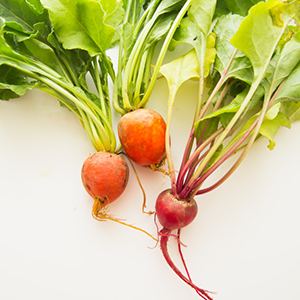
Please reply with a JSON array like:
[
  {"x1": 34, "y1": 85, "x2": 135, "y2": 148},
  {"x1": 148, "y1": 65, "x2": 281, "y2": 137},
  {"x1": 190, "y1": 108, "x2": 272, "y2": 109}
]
[
  {"x1": 155, "y1": 189, "x2": 198, "y2": 231},
  {"x1": 160, "y1": 228, "x2": 214, "y2": 300},
  {"x1": 155, "y1": 189, "x2": 213, "y2": 299},
  {"x1": 81, "y1": 151, "x2": 129, "y2": 207},
  {"x1": 118, "y1": 108, "x2": 166, "y2": 167}
]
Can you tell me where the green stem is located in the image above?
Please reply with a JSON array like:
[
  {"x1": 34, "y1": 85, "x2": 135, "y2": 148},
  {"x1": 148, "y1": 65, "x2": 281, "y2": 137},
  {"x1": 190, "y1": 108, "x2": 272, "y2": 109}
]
[
  {"x1": 57, "y1": 51, "x2": 81, "y2": 87},
  {"x1": 142, "y1": 44, "x2": 155, "y2": 95},
  {"x1": 39, "y1": 82, "x2": 105, "y2": 151},
  {"x1": 178, "y1": 50, "x2": 237, "y2": 180},
  {"x1": 165, "y1": 89, "x2": 178, "y2": 197},
  {"x1": 113, "y1": 26, "x2": 128, "y2": 115},
  {"x1": 138, "y1": 0, "x2": 193, "y2": 108},
  {"x1": 133, "y1": 48, "x2": 150, "y2": 107},
  {"x1": 133, "y1": 1, "x2": 153, "y2": 35},
  {"x1": 24, "y1": 57, "x2": 115, "y2": 135},
  {"x1": 193, "y1": 33, "x2": 207, "y2": 122},
  {"x1": 122, "y1": 15, "x2": 158, "y2": 110},
  {"x1": 92, "y1": 57, "x2": 109, "y2": 117},
  {"x1": 40, "y1": 76, "x2": 110, "y2": 151}
]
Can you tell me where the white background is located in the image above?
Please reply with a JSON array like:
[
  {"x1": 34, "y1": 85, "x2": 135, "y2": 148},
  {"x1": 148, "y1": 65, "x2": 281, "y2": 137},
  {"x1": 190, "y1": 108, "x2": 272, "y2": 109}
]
[{"x1": 1, "y1": 46, "x2": 300, "y2": 300}]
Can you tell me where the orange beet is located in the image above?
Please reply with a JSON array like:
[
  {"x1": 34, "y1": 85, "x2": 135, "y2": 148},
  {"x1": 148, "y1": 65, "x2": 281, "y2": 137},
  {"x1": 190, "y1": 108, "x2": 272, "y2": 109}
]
[
  {"x1": 81, "y1": 152, "x2": 129, "y2": 206},
  {"x1": 118, "y1": 108, "x2": 166, "y2": 166}
]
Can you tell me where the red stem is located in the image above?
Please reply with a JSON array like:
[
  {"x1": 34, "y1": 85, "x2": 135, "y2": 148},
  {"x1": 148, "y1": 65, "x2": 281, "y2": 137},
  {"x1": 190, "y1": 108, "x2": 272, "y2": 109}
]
[
  {"x1": 178, "y1": 87, "x2": 256, "y2": 200},
  {"x1": 177, "y1": 53, "x2": 239, "y2": 199},
  {"x1": 176, "y1": 129, "x2": 223, "y2": 195},
  {"x1": 160, "y1": 228, "x2": 213, "y2": 300},
  {"x1": 191, "y1": 116, "x2": 258, "y2": 193},
  {"x1": 195, "y1": 83, "x2": 285, "y2": 195}
]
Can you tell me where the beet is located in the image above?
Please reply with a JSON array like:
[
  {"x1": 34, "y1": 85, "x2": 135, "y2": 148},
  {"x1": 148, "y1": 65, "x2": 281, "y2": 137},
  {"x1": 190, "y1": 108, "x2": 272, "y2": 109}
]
[
  {"x1": 81, "y1": 151, "x2": 129, "y2": 207},
  {"x1": 155, "y1": 189, "x2": 213, "y2": 299},
  {"x1": 118, "y1": 108, "x2": 166, "y2": 166},
  {"x1": 155, "y1": 189, "x2": 198, "y2": 230}
]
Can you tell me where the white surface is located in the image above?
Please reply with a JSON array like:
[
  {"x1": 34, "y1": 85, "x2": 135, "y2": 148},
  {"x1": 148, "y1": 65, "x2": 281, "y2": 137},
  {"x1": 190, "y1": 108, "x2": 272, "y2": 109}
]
[{"x1": 1, "y1": 47, "x2": 300, "y2": 300}]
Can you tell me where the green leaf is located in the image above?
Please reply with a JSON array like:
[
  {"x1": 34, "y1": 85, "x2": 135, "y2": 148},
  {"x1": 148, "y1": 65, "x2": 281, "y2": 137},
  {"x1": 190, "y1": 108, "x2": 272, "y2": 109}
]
[
  {"x1": 214, "y1": 0, "x2": 264, "y2": 19},
  {"x1": 261, "y1": 29, "x2": 300, "y2": 95},
  {"x1": 274, "y1": 62, "x2": 300, "y2": 104},
  {"x1": 160, "y1": 49, "x2": 199, "y2": 101},
  {"x1": 169, "y1": 16, "x2": 199, "y2": 51},
  {"x1": 200, "y1": 88, "x2": 249, "y2": 121},
  {"x1": 230, "y1": 0, "x2": 295, "y2": 80},
  {"x1": 0, "y1": 65, "x2": 37, "y2": 100},
  {"x1": 188, "y1": 0, "x2": 216, "y2": 36},
  {"x1": 145, "y1": 14, "x2": 174, "y2": 49},
  {"x1": 213, "y1": 14, "x2": 253, "y2": 84},
  {"x1": 196, "y1": 85, "x2": 263, "y2": 129},
  {"x1": 167, "y1": 0, "x2": 218, "y2": 122},
  {"x1": 25, "y1": 37, "x2": 68, "y2": 75},
  {"x1": 119, "y1": 0, "x2": 144, "y2": 62},
  {"x1": 280, "y1": 101, "x2": 300, "y2": 123},
  {"x1": 222, "y1": 0, "x2": 263, "y2": 17},
  {"x1": 204, "y1": 33, "x2": 216, "y2": 77},
  {"x1": 0, "y1": 0, "x2": 50, "y2": 33},
  {"x1": 118, "y1": 0, "x2": 193, "y2": 111},
  {"x1": 213, "y1": 1, "x2": 229, "y2": 18},
  {"x1": 265, "y1": 102, "x2": 281, "y2": 120},
  {"x1": 98, "y1": 0, "x2": 124, "y2": 29},
  {"x1": 46, "y1": 31, "x2": 93, "y2": 86},
  {"x1": 41, "y1": 0, "x2": 122, "y2": 55},
  {"x1": 0, "y1": 19, "x2": 39, "y2": 73},
  {"x1": 170, "y1": 16, "x2": 217, "y2": 77},
  {"x1": 26, "y1": 0, "x2": 45, "y2": 14},
  {"x1": 0, "y1": 0, "x2": 89, "y2": 84},
  {"x1": 156, "y1": 0, "x2": 187, "y2": 16},
  {"x1": 274, "y1": 28, "x2": 300, "y2": 84},
  {"x1": 195, "y1": 116, "x2": 220, "y2": 145},
  {"x1": 0, "y1": 1, "x2": 117, "y2": 152},
  {"x1": 259, "y1": 111, "x2": 291, "y2": 150},
  {"x1": 219, "y1": 106, "x2": 289, "y2": 154}
]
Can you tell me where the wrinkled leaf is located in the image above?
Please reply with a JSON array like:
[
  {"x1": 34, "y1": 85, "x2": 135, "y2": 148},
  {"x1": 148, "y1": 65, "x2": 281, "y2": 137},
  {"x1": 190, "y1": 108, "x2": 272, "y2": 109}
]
[
  {"x1": 0, "y1": 0, "x2": 50, "y2": 33},
  {"x1": 274, "y1": 62, "x2": 300, "y2": 104},
  {"x1": 280, "y1": 101, "x2": 300, "y2": 123},
  {"x1": 145, "y1": 15, "x2": 174, "y2": 49},
  {"x1": 230, "y1": 0, "x2": 294, "y2": 80},
  {"x1": 41, "y1": 0, "x2": 122, "y2": 55},
  {"x1": 196, "y1": 116, "x2": 220, "y2": 145},
  {"x1": 213, "y1": 14, "x2": 253, "y2": 84},
  {"x1": 220, "y1": 0, "x2": 263, "y2": 17},
  {"x1": 260, "y1": 111, "x2": 291, "y2": 150},
  {"x1": 160, "y1": 49, "x2": 199, "y2": 101},
  {"x1": 188, "y1": 0, "x2": 216, "y2": 36},
  {"x1": 265, "y1": 102, "x2": 281, "y2": 120},
  {"x1": 261, "y1": 29, "x2": 300, "y2": 95},
  {"x1": 0, "y1": 65, "x2": 37, "y2": 100}
]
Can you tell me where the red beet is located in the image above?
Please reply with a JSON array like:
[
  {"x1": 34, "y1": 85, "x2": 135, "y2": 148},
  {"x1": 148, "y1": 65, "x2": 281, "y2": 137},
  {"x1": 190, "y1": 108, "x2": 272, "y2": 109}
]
[
  {"x1": 155, "y1": 189, "x2": 198, "y2": 230},
  {"x1": 155, "y1": 189, "x2": 213, "y2": 300}
]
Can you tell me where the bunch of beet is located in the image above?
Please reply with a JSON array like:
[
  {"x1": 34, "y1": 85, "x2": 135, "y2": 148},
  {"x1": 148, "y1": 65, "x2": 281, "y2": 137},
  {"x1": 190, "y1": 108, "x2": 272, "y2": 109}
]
[
  {"x1": 3, "y1": 0, "x2": 299, "y2": 299},
  {"x1": 83, "y1": 0, "x2": 300, "y2": 298}
]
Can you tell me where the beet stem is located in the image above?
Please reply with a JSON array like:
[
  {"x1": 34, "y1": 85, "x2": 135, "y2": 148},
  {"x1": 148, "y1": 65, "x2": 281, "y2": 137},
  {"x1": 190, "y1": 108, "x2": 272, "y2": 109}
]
[{"x1": 178, "y1": 50, "x2": 237, "y2": 179}]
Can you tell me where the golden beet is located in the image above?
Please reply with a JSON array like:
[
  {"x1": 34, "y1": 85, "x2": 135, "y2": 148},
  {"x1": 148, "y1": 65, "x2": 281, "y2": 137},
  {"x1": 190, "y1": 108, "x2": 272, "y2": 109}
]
[{"x1": 118, "y1": 108, "x2": 166, "y2": 166}]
